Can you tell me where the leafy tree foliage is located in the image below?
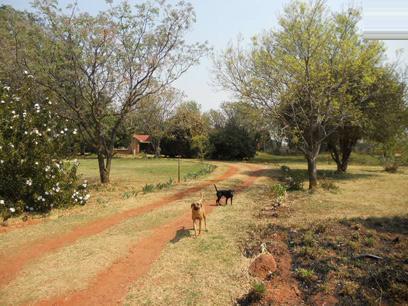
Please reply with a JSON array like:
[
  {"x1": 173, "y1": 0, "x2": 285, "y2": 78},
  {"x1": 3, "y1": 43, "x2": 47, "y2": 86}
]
[
  {"x1": 214, "y1": 0, "x2": 392, "y2": 188},
  {"x1": 208, "y1": 120, "x2": 257, "y2": 160},
  {"x1": 132, "y1": 87, "x2": 182, "y2": 157},
  {"x1": 7, "y1": 0, "x2": 208, "y2": 183},
  {"x1": 327, "y1": 67, "x2": 407, "y2": 172}
]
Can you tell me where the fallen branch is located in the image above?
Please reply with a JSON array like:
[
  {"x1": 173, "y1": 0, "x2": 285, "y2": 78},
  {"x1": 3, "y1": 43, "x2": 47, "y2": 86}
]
[{"x1": 355, "y1": 254, "x2": 383, "y2": 260}]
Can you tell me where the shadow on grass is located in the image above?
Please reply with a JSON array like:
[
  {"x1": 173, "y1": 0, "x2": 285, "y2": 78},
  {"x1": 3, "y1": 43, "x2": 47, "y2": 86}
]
[
  {"x1": 346, "y1": 215, "x2": 408, "y2": 235},
  {"x1": 170, "y1": 226, "x2": 191, "y2": 243},
  {"x1": 243, "y1": 168, "x2": 377, "y2": 181}
]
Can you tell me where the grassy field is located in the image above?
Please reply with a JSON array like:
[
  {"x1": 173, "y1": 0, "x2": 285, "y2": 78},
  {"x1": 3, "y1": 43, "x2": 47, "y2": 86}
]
[
  {"x1": 1, "y1": 153, "x2": 407, "y2": 305},
  {"x1": 78, "y1": 156, "x2": 209, "y2": 186},
  {"x1": 240, "y1": 152, "x2": 408, "y2": 305}
]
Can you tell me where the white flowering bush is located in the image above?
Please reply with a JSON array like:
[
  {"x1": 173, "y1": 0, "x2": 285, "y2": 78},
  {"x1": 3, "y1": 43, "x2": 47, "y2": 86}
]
[{"x1": 0, "y1": 74, "x2": 89, "y2": 220}]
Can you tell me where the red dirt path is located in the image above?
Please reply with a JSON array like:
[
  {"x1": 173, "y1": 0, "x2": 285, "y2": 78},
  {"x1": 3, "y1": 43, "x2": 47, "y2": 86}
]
[
  {"x1": 0, "y1": 165, "x2": 238, "y2": 288},
  {"x1": 35, "y1": 165, "x2": 264, "y2": 306}
]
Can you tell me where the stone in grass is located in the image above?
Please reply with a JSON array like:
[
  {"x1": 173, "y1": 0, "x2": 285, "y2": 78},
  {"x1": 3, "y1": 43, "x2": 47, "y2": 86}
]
[{"x1": 249, "y1": 254, "x2": 277, "y2": 280}]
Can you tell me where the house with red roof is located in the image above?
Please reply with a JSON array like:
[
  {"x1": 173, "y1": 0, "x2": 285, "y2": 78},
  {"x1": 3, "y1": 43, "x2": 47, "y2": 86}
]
[{"x1": 129, "y1": 134, "x2": 151, "y2": 155}]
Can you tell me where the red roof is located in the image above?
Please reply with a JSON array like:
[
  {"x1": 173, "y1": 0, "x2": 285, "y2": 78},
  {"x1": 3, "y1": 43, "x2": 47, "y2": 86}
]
[{"x1": 133, "y1": 134, "x2": 151, "y2": 143}]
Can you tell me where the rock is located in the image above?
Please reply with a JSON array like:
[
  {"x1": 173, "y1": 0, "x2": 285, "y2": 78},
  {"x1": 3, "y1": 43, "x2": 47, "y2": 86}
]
[{"x1": 249, "y1": 254, "x2": 277, "y2": 279}]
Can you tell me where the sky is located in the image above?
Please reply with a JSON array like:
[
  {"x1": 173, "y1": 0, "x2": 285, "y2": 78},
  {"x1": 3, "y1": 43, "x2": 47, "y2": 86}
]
[{"x1": 1, "y1": 0, "x2": 408, "y2": 111}]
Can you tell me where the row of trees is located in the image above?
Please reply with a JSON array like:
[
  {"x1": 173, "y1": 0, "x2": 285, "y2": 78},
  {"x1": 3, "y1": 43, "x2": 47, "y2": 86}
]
[
  {"x1": 0, "y1": 0, "x2": 209, "y2": 184},
  {"x1": 214, "y1": 0, "x2": 407, "y2": 188},
  {"x1": 132, "y1": 99, "x2": 260, "y2": 160}
]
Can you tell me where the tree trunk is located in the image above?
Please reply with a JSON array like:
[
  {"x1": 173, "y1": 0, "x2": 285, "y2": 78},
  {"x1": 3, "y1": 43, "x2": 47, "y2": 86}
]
[
  {"x1": 154, "y1": 139, "x2": 161, "y2": 158},
  {"x1": 97, "y1": 152, "x2": 112, "y2": 184},
  {"x1": 306, "y1": 156, "x2": 318, "y2": 189}
]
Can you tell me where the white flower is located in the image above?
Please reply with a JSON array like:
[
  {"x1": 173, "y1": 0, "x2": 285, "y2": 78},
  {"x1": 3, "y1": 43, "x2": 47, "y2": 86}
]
[
  {"x1": 45, "y1": 166, "x2": 50, "y2": 172},
  {"x1": 9, "y1": 143, "x2": 14, "y2": 148},
  {"x1": 35, "y1": 141, "x2": 38, "y2": 145},
  {"x1": 0, "y1": 160, "x2": 4, "y2": 164},
  {"x1": 64, "y1": 128, "x2": 68, "y2": 132},
  {"x1": 73, "y1": 129, "x2": 78, "y2": 135},
  {"x1": 35, "y1": 161, "x2": 39, "y2": 165},
  {"x1": 11, "y1": 110, "x2": 15, "y2": 114},
  {"x1": 28, "y1": 75, "x2": 34, "y2": 79},
  {"x1": 14, "y1": 97, "x2": 20, "y2": 101},
  {"x1": 23, "y1": 70, "x2": 28, "y2": 75},
  {"x1": 48, "y1": 101, "x2": 52, "y2": 105},
  {"x1": 0, "y1": 100, "x2": 5, "y2": 104},
  {"x1": 0, "y1": 200, "x2": 4, "y2": 205},
  {"x1": 84, "y1": 194, "x2": 90, "y2": 200},
  {"x1": 9, "y1": 207, "x2": 15, "y2": 213},
  {"x1": 4, "y1": 86, "x2": 10, "y2": 91},
  {"x1": 26, "y1": 178, "x2": 32, "y2": 186}
]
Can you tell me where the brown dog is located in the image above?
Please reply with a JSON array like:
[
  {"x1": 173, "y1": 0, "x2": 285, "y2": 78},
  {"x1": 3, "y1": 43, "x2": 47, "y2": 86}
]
[{"x1": 191, "y1": 192, "x2": 206, "y2": 237}]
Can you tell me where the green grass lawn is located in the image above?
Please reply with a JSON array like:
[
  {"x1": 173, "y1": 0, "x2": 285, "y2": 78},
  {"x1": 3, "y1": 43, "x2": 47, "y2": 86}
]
[{"x1": 77, "y1": 157, "x2": 209, "y2": 186}]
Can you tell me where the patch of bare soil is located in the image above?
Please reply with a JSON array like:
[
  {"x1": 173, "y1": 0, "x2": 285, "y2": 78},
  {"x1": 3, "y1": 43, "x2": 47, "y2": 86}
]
[
  {"x1": 289, "y1": 216, "x2": 408, "y2": 305},
  {"x1": 238, "y1": 224, "x2": 304, "y2": 306}
]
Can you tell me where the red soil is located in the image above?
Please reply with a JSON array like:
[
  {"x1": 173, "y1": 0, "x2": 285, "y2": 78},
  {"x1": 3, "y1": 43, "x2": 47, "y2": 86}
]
[
  {"x1": 0, "y1": 165, "x2": 238, "y2": 288},
  {"x1": 34, "y1": 165, "x2": 264, "y2": 306},
  {"x1": 264, "y1": 233, "x2": 303, "y2": 305}
]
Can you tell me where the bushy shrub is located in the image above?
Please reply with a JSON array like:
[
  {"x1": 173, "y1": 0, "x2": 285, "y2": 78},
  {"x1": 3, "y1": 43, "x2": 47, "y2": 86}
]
[
  {"x1": 0, "y1": 75, "x2": 89, "y2": 219},
  {"x1": 208, "y1": 121, "x2": 257, "y2": 160},
  {"x1": 280, "y1": 165, "x2": 304, "y2": 190},
  {"x1": 270, "y1": 183, "x2": 287, "y2": 203}
]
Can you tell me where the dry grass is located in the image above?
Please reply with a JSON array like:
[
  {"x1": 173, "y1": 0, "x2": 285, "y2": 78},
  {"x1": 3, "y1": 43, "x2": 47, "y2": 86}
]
[
  {"x1": 123, "y1": 172, "x2": 270, "y2": 306},
  {"x1": 0, "y1": 161, "x2": 226, "y2": 258}
]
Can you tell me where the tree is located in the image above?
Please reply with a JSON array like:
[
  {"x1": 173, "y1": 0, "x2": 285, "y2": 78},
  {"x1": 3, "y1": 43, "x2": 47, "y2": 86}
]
[
  {"x1": 132, "y1": 87, "x2": 181, "y2": 157},
  {"x1": 12, "y1": 0, "x2": 208, "y2": 183},
  {"x1": 208, "y1": 120, "x2": 257, "y2": 160},
  {"x1": 161, "y1": 101, "x2": 209, "y2": 157},
  {"x1": 214, "y1": 0, "x2": 383, "y2": 188},
  {"x1": 327, "y1": 66, "x2": 407, "y2": 172}
]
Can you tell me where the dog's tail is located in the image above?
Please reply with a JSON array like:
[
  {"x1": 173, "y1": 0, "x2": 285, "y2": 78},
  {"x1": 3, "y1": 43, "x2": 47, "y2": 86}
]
[{"x1": 213, "y1": 184, "x2": 218, "y2": 192}]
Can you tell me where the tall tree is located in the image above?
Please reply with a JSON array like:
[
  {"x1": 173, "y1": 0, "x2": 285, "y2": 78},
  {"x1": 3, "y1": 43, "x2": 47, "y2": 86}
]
[
  {"x1": 12, "y1": 0, "x2": 208, "y2": 183},
  {"x1": 214, "y1": 1, "x2": 383, "y2": 188},
  {"x1": 133, "y1": 87, "x2": 181, "y2": 157},
  {"x1": 327, "y1": 66, "x2": 407, "y2": 172}
]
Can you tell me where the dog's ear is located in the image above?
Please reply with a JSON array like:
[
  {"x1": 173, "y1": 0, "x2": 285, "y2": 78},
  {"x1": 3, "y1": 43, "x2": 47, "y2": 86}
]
[{"x1": 191, "y1": 203, "x2": 195, "y2": 209}]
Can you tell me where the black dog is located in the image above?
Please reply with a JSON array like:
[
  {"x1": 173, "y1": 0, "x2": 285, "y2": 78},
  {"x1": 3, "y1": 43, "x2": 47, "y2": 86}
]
[{"x1": 214, "y1": 184, "x2": 234, "y2": 205}]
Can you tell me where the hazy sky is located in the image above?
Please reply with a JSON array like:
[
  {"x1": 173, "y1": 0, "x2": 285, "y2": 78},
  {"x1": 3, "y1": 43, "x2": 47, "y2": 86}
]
[{"x1": 2, "y1": 0, "x2": 408, "y2": 110}]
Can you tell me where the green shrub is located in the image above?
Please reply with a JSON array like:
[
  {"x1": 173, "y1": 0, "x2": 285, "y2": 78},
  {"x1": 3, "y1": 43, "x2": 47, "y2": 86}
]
[
  {"x1": 270, "y1": 184, "x2": 287, "y2": 202},
  {"x1": 122, "y1": 188, "x2": 139, "y2": 199},
  {"x1": 142, "y1": 184, "x2": 155, "y2": 193},
  {"x1": 287, "y1": 172, "x2": 304, "y2": 191},
  {"x1": 0, "y1": 76, "x2": 89, "y2": 220},
  {"x1": 280, "y1": 165, "x2": 304, "y2": 190},
  {"x1": 296, "y1": 268, "x2": 317, "y2": 282},
  {"x1": 252, "y1": 281, "x2": 266, "y2": 295}
]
